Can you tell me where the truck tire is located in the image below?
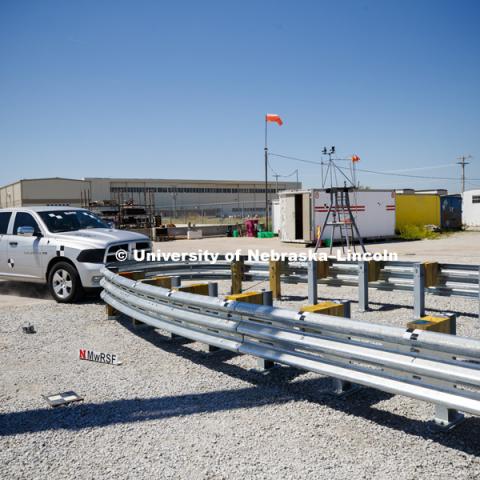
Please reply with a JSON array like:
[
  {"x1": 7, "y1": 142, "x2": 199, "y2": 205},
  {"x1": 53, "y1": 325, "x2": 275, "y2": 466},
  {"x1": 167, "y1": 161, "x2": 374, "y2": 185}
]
[{"x1": 48, "y1": 261, "x2": 84, "y2": 303}]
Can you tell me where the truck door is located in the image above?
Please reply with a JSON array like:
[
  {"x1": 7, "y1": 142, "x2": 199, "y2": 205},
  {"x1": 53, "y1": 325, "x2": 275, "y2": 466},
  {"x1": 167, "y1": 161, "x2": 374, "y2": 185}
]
[
  {"x1": 5, "y1": 212, "x2": 46, "y2": 280},
  {"x1": 0, "y1": 211, "x2": 12, "y2": 276}
]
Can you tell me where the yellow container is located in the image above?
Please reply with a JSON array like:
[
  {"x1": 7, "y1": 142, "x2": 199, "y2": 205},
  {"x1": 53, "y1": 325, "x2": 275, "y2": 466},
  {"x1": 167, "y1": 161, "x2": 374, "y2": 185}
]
[
  {"x1": 395, "y1": 194, "x2": 440, "y2": 230},
  {"x1": 226, "y1": 291, "x2": 264, "y2": 305}
]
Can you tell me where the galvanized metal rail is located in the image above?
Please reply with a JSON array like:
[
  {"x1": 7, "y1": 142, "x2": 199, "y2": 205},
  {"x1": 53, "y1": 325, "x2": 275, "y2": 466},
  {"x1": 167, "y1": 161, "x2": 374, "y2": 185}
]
[
  {"x1": 110, "y1": 257, "x2": 480, "y2": 316},
  {"x1": 101, "y1": 265, "x2": 480, "y2": 428}
]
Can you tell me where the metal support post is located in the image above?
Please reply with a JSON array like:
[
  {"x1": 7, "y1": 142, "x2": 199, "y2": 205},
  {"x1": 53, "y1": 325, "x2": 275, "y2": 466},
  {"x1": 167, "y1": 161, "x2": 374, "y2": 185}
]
[
  {"x1": 256, "y1": 358, "x2": 275, "y2": 372},
  {"x1": 414, "y1": 263, "x2": 426, "y2": 319},
  {"x1": 208, "y1": 282, "x2": 218, "y2": 297},
  {"x1": 171, "y1": 276, "x2": 181, "y2": 288},
  {"x1": 358, "y1": 261, "x2": 369, "y2": 312},
  {"x1": 307, "y1": 260, "x2": 318, "y2": 305},
  {"x1": 445, "y1": 312, "x2": 457, "y2": 335},
  {"x1": 206, "y1": 345, "x2": 221, "y2": 353},
  {"x1": 337, "y1": 300, "x2": 351, "y2": 319},
  {"x1": 262, "y1": 290, "x2": 273, "y2": 306},
  {"x1": 332, "y1": 379, "x2": 360, "y2": 396},
  {"x1": 434, "y1": 404, "x2": 464, "y2": 430},
  {"x1": 331, "y1": 299, "x2": 359, "y2": 396}
]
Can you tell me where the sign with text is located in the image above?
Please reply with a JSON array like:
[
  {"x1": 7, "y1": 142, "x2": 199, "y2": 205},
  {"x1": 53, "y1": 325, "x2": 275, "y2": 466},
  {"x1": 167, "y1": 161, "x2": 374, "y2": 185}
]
[{"x1": 79, "y1": 349, "x2": 122, "y2": 365}]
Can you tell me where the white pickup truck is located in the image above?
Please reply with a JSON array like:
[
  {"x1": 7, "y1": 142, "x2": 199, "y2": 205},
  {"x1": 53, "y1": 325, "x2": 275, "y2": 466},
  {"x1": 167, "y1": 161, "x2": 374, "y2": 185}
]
[{"x1": 0, "y1": 206, "x2": 151, "y2": 302}]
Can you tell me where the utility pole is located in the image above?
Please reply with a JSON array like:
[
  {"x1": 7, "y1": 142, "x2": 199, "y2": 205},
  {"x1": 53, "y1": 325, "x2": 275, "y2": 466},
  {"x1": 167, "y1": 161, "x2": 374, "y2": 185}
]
[{"x1": 457, "y1": 155, "x2": 472, "y2": 193}]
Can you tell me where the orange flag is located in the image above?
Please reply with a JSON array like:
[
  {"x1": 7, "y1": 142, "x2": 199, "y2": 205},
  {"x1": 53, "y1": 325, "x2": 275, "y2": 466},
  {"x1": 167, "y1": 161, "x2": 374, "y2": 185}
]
[
  {"x1": 352, "y1": 155, "x2": 360, "y2": 162},
  {"x1": 265, "y1": 113, "x2": 283, "y2": 126}
]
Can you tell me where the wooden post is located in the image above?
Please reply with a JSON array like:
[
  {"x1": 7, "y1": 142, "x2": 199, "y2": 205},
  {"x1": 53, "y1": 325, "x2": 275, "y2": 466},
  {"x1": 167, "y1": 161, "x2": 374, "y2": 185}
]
[
  {"x1": 106, "y1": 304, "x2": 118, "y2": 320},
  {"x1": 119, "y1": 270, "x2": 145, "y2": 281},
  {"x1": 141, "y1": 276, "x2": 172, "y2": 288},
  {"x1": 423, "y1": 262, "x2": 439, "y2": 288},
  {"x1": 367, "y1": 260, "x2": 383, "y2": 282},
  {"x1": 269, "y1": 260, "x2": 281, "y2": 300},
  {"x1": 231, "y1": 258, "x2": 244, "y2": 294}
]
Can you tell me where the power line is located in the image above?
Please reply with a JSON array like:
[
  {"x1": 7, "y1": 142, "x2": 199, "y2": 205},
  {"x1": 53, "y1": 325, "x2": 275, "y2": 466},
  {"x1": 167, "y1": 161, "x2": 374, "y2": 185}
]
[{"x1": 269, "y1": 152, "x2": 480, "y2": 181}]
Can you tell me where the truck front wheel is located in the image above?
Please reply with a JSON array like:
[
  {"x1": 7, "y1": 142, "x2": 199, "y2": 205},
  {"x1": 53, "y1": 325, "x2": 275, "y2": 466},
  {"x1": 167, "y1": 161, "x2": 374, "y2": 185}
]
[{"x1": 48, "y1": 262, "x2": 84, "y2": 303}]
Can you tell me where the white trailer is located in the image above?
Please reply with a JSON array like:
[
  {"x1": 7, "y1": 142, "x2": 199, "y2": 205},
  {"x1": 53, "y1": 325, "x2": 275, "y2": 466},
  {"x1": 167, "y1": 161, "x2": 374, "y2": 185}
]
[
  {"x1": 462, "y1": 190, "x2": 480, "y2": 228},
  {"x1": 278, "y1": 189, "x2": 396, "y2": 244},
  {"x1": 271, "y1": 199, "x2": 281, "y2": 234}
]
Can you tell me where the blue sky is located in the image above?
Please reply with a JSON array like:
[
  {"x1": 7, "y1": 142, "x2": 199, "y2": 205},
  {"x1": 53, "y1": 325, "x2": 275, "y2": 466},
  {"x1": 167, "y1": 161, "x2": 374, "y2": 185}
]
[{"x1": 1, "y1": 0, "x2": 479, "y2": 192}]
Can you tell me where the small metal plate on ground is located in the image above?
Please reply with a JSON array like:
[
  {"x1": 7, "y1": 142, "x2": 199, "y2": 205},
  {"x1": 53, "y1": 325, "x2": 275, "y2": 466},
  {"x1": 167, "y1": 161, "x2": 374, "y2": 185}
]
[{"x1": 44, "y1": 391, "x2": 83, "y2": 407}]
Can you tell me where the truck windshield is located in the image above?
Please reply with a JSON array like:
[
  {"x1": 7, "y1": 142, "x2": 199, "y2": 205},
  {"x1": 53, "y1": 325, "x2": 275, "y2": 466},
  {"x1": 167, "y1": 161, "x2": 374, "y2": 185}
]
[{"x1": 38, "y1": 210, "x2": 109, "y2": 233}]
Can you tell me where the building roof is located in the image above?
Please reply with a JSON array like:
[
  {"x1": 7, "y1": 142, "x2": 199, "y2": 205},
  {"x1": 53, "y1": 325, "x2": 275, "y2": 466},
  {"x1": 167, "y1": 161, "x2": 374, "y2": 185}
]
[
  {"x1": 0, "y1": 177, "x2": 87, "y2": 190},
  {"x1": 84, "y1": 177, "x2": 298, "y2": 185}
]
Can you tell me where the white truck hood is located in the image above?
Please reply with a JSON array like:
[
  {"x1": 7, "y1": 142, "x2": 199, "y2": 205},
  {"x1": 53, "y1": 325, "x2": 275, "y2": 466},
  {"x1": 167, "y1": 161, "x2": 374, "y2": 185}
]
[{"x1": 54, "y1": 228, "x2": 150, "y2": 248}]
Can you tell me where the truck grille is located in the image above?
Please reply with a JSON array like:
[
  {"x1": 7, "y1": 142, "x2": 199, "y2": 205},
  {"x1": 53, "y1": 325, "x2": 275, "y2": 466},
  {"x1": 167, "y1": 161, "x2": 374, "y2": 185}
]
[{"x1": 105, "y1": 241, "x2": 151, "y2": 263}]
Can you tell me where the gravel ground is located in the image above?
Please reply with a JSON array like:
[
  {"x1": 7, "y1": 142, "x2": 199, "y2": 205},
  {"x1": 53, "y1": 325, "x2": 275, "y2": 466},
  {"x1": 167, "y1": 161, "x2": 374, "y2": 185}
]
[{"x1": 2, "y1": 279, "x2": 480, "y2": 479}]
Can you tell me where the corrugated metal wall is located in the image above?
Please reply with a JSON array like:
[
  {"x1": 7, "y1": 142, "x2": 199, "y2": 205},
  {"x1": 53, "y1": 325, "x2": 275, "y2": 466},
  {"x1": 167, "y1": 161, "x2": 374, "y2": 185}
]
[{"x1": 396, "y1": 194, "x2": 441, "y2": 230}]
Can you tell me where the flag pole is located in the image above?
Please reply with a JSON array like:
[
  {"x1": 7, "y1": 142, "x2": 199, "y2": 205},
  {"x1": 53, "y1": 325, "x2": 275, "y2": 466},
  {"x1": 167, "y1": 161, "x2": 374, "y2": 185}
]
[{"x1": 264, "y1": 116, "x2": 269, "y2": 231}]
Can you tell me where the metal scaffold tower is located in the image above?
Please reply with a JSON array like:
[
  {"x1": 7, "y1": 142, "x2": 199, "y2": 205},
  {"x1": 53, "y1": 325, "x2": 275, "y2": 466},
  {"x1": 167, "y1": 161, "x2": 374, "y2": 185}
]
[{"x1": 314, "y1": 146, "x2": 366, "y2": 254}]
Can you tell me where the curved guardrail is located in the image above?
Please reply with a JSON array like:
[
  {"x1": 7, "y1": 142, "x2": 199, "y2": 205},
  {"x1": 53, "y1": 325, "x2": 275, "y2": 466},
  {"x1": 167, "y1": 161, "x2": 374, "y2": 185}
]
[
  {"x1": 110, "y1": 257, "x2": 480, "y2": 298},
  {"x1": 101, "y1": 264, "x2": 480, "y2": 428}
]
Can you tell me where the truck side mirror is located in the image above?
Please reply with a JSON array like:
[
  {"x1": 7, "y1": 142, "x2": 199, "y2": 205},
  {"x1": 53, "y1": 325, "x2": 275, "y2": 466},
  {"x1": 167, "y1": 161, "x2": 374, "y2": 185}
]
[{"x1": 17, "y1": 226, "x2": 35, "y2": 237}]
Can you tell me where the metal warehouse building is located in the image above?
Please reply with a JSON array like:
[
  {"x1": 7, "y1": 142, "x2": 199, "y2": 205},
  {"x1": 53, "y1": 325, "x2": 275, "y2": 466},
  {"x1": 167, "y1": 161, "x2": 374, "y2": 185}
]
[
  {"x1": 0, "y1": 178, "x2": 88, "y2": 208},
  {"x1": 0, "y1": 177, "x2": 300, "y2": 217}
]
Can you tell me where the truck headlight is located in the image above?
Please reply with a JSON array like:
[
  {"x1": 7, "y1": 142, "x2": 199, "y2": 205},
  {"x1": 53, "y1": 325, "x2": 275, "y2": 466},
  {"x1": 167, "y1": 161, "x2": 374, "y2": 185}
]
[{"x1": 77, "y1": 249, "x2": 106, "y2": 263}]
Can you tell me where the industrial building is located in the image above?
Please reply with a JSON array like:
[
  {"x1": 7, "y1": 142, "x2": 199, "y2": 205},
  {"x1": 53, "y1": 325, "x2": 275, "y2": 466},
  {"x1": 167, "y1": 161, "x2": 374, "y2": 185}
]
[
  {"x1": 0, "y1": 177, "x2": 300, "y2": 218},
  {"x1": 0, "y1": 178, "x2": 88, "y2": 208}
]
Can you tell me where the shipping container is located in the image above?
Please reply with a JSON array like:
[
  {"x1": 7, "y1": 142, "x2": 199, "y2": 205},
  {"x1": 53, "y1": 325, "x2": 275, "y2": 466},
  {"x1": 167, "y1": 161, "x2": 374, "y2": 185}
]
[
  {"x1": 395, "y1": 194, "x2": 440, "y2": 230},
  {"x1": 440, "y1": 195, "x2": 462, "y2": 229},
  {"x1": 462, "y1": 190, "x2": 480, "y2": 227},
  {"x1": 278, "y1": 189, "x2": 396, "y2": 244}
]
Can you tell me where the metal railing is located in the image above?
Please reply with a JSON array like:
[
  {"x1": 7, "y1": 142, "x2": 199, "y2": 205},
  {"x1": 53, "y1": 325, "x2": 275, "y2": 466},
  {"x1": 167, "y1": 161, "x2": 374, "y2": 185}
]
[
  {"x1": 109, "y1": 257, "x2": 480, "y2": 316},
  {"x1": 101, "y1": 265, "x2": 480, "y2": 428}
]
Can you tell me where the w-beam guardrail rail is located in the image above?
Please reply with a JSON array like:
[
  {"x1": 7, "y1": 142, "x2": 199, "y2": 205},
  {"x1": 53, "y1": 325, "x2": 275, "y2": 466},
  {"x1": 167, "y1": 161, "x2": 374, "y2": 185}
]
[
  {"x1": 108, "y1": 256, "x2": 480, "y2": 318},
  {"x1": 101, "y1": 264, "x2": 480, "y2": 429}
]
